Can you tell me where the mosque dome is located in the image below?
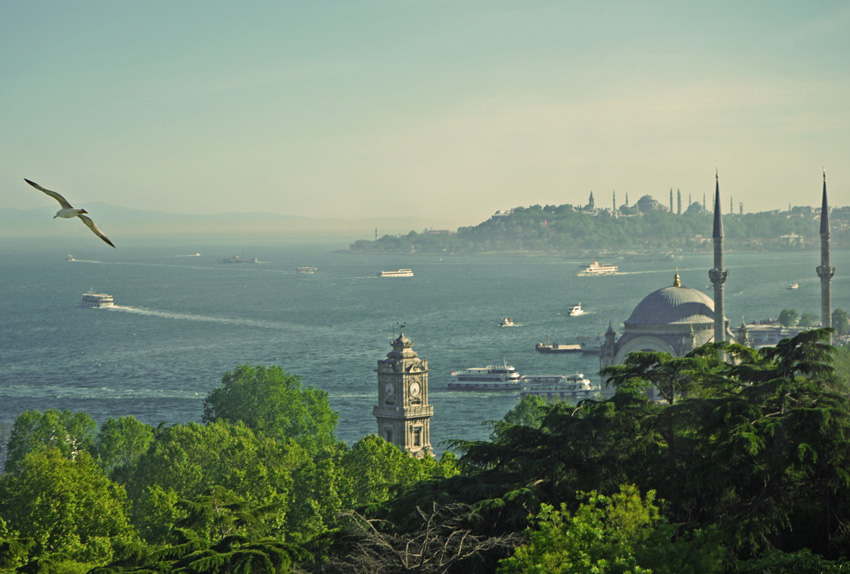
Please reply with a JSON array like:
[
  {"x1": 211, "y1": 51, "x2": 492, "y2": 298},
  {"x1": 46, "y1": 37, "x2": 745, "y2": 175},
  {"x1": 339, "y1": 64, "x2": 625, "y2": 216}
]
[{"x1": 625, "y1": 283, "x2": 715, "y2": 327}]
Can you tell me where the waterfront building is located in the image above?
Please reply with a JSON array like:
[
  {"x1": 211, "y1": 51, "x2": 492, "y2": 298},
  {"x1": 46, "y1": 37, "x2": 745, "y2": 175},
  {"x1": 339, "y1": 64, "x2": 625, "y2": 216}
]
[
  {"x1": 599, "y1": 270, "x2": 733, "y2": 399},
  {"x1": 373, "y1": 330, "x2": 433, "y2": 457}
]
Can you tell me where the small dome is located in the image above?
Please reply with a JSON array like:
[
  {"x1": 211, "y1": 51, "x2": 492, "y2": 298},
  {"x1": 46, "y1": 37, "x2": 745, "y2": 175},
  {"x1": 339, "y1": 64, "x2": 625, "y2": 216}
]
[{"x1": 625, "y1": 284, "x2": 715, "y2": 326}]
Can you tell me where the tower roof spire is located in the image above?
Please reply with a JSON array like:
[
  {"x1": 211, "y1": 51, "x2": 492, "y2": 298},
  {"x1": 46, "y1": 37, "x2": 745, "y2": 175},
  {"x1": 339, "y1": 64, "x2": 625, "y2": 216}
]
[
  {"x1": 713, "y1": 170, "x2": 723, "y2": 238},
  {"x1": 821, "y1": 169, "x2": 830, "y2": 234}
]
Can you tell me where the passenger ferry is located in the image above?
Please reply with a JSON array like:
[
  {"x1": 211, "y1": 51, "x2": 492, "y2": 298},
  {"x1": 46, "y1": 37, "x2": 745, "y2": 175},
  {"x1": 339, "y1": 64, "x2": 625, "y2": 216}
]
[
  {"x1": 80, "y1": 291, "x2": 114, "y2": 308},
  {"x1": 567, "y1": 303, "x2": 584, "y2": 316},
  {"x1": 788, "y1": 283, "x2": 799, "y2": 290},
  {"x1": 447, "y1": 361, "x2": 521, "y2": 390},
  {"x1": 378, "y1": 269, "x2": 414, "y2": 277},
  {"x1": 297, "y1": 266, "x2": 318, "y2": 274},
  {"x1": 577, "y1": 261, "x2": 618, "y2": 276},
  {"x1": 499, "y1": 317, "x2": 515, "y2": 327},
  {"x1": 519, "y1": 373, "x2": 598, "y2": 400}
]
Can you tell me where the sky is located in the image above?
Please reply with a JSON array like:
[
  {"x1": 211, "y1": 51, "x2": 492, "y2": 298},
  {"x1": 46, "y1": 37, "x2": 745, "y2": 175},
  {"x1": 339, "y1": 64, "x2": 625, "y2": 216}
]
[{"x1": 2, "y1": 1, "x2": 849, "y2": 229}]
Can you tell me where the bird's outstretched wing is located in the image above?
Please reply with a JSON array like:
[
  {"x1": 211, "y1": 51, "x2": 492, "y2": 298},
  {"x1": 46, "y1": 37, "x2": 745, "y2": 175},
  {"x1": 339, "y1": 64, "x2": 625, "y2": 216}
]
[
  {"x1": 77, "y1": 214, "x2": 116, "y2": 248},
  {"x1": 24, "y1": 178, "x2": 74, "y2": 209}
]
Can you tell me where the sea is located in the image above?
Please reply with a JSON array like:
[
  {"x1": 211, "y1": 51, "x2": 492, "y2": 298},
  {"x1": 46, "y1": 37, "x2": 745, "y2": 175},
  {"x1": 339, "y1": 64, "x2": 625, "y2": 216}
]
[{"x1": 1, "y1": 240, "x2": 848, "y2": 454}]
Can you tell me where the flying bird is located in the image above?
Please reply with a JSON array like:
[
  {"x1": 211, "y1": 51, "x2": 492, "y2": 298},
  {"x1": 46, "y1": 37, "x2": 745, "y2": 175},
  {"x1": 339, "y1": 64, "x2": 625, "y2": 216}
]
[{"x1": 24, "y1": 178, "x2": 116, "y2": 248}]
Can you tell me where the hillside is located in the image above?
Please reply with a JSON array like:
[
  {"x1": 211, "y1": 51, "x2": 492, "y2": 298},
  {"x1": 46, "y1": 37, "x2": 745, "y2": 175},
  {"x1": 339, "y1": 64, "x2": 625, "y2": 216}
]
[{"x1": 349, "y1": 202, "x2": 850, "y2": 255}]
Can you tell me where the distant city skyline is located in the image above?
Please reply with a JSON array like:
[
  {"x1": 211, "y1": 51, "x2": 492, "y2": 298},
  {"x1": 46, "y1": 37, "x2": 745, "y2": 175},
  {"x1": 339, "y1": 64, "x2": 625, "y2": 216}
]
[{"x1": 2, "y1": 1, "x2": 848, "y2": 229}]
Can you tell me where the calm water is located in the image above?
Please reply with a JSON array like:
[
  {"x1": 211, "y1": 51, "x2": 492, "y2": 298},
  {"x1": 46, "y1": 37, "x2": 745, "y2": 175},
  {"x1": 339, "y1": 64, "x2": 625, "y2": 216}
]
[{"x1": 1, "y1": 240, "x2": 847, "y2": 452}]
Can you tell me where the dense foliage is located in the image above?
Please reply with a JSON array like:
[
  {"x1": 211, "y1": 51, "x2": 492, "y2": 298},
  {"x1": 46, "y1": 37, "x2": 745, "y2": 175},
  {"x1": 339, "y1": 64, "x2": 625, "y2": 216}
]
[
  {"x1": 2, "y1": 335, "x2": 850, "y2": 572},
  {"x1": 349, "y1": 202, "x2": 850, "y2": 254}
]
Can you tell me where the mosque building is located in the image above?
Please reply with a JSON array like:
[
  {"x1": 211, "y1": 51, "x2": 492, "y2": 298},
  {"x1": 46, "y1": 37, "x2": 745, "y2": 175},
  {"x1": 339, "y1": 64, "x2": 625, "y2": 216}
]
[{"x1": 599, "y1": 172, "x2": 834, "y2": 399}]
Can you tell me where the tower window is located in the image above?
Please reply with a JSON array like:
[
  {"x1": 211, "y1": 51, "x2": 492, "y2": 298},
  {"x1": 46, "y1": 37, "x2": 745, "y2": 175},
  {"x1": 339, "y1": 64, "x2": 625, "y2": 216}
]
[{"x1": 412, "y1": 427, "x2": 421, "y2": 447}]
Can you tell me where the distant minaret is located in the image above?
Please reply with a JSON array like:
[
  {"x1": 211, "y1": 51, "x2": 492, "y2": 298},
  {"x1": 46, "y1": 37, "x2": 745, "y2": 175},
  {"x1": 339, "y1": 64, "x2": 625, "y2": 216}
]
[
  {"x1": 708, "y1": 171, "x2": 728, "y2": 344},
  {"x1": 677, "y1": 189, "x2": 682, "y2": 214},
  {"x1": 703, "y1": 193, "x2": 706, "y2": 211},
  {"x1": 375, "y1": 228, "x2": 378, "y2": 240},
  {"x1": 588, "y1": 191, "x2": 595, "y2": 210},
  {"x1": 669, "y1": 188, "x2": 673, "y2": 212},
  {"x1": 730, "y1": 196, "x2": 733, "y2": 215},
  {"x1": 739, "y1": 202, "x2": 743, "y2": 215},
  {"x1": 625, "y1": 192, "x2": 629, "y2": 206},
  {"x1": 816, "y1": 170, "x2": 835, "y2": 342},
  {"x1": 612, "y1": 190, "x2": 616, "y2": 211}
]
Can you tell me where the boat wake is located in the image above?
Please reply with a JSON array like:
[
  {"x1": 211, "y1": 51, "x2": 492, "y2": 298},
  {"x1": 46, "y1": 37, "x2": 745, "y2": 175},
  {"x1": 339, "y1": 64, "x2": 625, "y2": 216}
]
[{"x1": 107, "y1": 305, "x2": 282, "y2": 330}]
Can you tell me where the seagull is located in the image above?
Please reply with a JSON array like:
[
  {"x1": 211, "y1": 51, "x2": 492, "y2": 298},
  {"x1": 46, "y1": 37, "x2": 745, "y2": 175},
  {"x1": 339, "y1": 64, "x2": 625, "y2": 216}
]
[{"x1": 24, "y1": 178, "x2": 116, "y2": 248}]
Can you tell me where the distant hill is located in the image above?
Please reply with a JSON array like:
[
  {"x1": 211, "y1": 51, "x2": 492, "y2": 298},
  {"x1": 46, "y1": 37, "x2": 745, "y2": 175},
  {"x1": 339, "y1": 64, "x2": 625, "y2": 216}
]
[{"x1": 349, "y1": 202, "x2": 850, "y2": 255}]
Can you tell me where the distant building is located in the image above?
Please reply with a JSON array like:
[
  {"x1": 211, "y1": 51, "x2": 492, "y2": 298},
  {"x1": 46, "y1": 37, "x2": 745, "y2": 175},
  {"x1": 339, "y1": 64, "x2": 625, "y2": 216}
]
[{"x1": 373, "y1": 330, "x2": 433, "y2": 457}]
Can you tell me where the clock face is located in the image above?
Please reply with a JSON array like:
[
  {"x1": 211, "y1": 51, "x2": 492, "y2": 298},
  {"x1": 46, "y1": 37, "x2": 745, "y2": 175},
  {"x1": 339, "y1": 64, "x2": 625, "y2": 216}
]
[
  {"x1": 410, "y1": 382, "x2": 421, "y2": 396},
  {"x1": 384, "y1": 382, "x2": 394, "y2": 397}
]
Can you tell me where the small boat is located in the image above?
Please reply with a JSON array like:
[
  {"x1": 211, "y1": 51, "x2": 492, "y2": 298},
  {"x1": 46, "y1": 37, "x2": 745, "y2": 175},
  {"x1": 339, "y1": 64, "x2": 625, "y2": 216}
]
[
  {"x1": 447, "y1": 361, "x2": 521, "y2": 391},
  {"x1": 535, "y1": 335, "x2": 582, "y2": 354},
  {"x1": 66, "y1": 254, "x2": 76, "y2": 262},
  {"x1": 379, "y1": 269, "x2": 414, "y2": 277},
  {"x1": 80, "y1": 291, "x2": 114, "y2": 308},
  {"x1": 567, "y1": 303, "x2": 584, "y2": 316},
  {"x1": 218, "y1": 255, "x2": 258, "y2": 264},
  {"x1": 788, "y1": 283, "x2": 799, "y2": 290},
  {"x1": 519, "y1": 373, "x2": 599, "y2": 400},
  {"x1": 297, "y1": 266, "x2": 318, "y2": 274},
  {"x1": 499, "y1": 317, "x2": 515, "y2": 327},
  {"x1": 578, "y1": 261, "x2": 618, "y2": 276}
]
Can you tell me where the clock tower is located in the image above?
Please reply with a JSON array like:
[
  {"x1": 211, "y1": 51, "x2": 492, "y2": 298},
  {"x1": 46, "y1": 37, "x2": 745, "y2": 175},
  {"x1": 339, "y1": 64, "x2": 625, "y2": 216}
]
[{"x1": 373, "y1": 330, "x2": 433, "y2": 458}]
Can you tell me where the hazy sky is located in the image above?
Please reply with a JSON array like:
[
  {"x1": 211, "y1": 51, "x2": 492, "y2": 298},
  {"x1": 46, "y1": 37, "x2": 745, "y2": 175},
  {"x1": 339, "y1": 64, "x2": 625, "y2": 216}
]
[{"x1": 2, "y1": 1, "x2": 848, "y2": 227}]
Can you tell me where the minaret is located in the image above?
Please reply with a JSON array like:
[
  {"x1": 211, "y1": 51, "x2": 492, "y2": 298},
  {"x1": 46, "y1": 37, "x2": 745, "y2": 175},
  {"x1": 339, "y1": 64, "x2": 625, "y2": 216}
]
[
  {"x1": 677, "y1": 189, "x2": 681, "y2": 214},
  {"x1": 669, "y1": 188, "x2": 673, "y2": 212},
  {"x1": 612, "y1": 190, "x2": 616, "y2": 211},
  {"x1": 588, "y1": 191, "x2": 595, "y2": 210},
  {"x1": 708, "y1": 172, "x2": 728, "y2": 344},
  {"x1": 816, "y1": 170, "x2": 835, "y2": 342},
  {"x1": 373, "y1": 329, "x2": 433, "y2": 457}
]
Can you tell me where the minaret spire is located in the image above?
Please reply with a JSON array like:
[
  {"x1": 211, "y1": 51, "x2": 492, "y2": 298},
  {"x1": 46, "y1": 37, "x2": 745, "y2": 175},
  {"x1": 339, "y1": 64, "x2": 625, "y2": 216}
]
[
  {"x1": 817, "y1": 169, "x2": 835, "y2": 342},
  {"x1": 708, "y1": 170, "x2": 728, "y2": 344}
]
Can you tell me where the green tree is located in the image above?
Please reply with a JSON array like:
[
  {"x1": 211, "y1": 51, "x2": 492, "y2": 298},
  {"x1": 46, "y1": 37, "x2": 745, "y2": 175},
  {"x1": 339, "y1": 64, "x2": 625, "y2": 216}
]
[
  {"x1": 0, "y1": 448, "x2": 136, "y2": 567},
  {"x1": 339, "y1": 435, "x2": 458, "y2": 509},
  {"x1": 123, "y1": 420, "x2": 294, "y2": 544},
  {"x1": 799, "y1": 312, "x2": 819, "y2": 328},
  {"x1": 778, "y1": 308, "x2": 799, "y2": 327},
  {"x1": 497, "y1": 485, "x2": 725, "y2": 574},
  {"x1": 203, "y1": 364, "x2": 338, "y2": 452},
  {"x1": 4, "y1": 409, "x2": 96, "y2": 475},
  {"x1": 95, "y1": 415, "x2": 155, "y2": 479}
]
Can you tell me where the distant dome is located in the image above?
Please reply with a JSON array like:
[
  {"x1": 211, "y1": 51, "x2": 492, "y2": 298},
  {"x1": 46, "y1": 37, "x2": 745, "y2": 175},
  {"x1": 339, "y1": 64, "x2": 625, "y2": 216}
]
[{"x1": 625, "y1": 284, "x2": 715, "y2": 326}]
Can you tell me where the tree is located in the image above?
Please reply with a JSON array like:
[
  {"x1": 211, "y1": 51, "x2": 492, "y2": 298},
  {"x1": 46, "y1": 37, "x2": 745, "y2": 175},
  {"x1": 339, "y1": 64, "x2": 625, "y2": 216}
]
[
  {"x1": 799, "y1": 312, "x2": 819, "y2": 328},
  {"x1": 0, "y1": 448, "x2": 135, "y2": 567},
  {"x1": 778, "y1": 308, "x2": 799, "y2": 327},
  {"x1": 3, "y1": 409, "x2": 97, "y2": 475},
  {"x1": 331, "y1": 503, "x2": 521, "y2": 574},
  {"x1": 339, "y1": 435, "x2": 458, "y2": 509},
  {"x1": 203, "y1": 364, "x2": 338, "y2": 452},
  {"x1": 96, "y1": 415, "x2": 155, "y2": 478},
  {"x1": 497, "y1": 485, "x2": 725, "y2": 574}
]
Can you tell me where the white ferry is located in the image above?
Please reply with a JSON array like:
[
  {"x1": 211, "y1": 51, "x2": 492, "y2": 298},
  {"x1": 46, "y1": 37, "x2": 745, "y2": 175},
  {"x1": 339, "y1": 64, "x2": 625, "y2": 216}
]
[
  {"x1": 499, "y1": 317, "x2": 515, "y2": 327},
  {"x1": 578, "y1": 261, "x2": 618, "y2": 276},
  {"x1": 80, "y1": 292, "x2": 114, "y2": 308},
  {"x1": 519, "y1": 373, "x2": 598, "y2": 400},
  {"x1": 447, "y1": 361, "x2": 521, "y2": 391},
  {"x1": 378, "y1": 269, "x2": 414, "y2": 277},
  {"x1": 567, "y1": 303, "x2": 584, "y2": 316},
  {"x1": 788, "y1": 283, "x2": 799, "y2": 290},
  {"x1": 297, "y1": 266, "x2": 318, "y2": 274}
]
